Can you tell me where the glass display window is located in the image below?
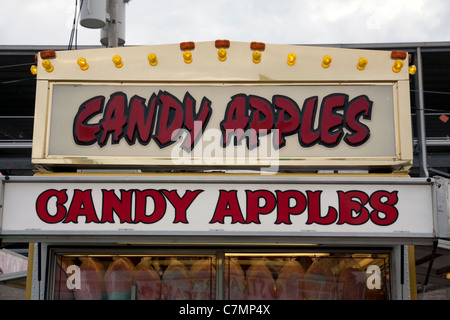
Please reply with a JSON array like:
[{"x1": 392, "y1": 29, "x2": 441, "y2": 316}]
[
  {"x1": 53, "y1": 253, "x2": 216, "y2": 300},
  {"x1": 50, "y1": 249, "x2": 390, "y2": 300},
  {"x1": 224, "y1": 253, "x2": 390, "y2": 300}
]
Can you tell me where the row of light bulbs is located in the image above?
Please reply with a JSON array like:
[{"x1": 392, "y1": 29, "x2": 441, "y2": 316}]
[{"x1": 29, "y1": 41, "x2": 417, "y2": 75}]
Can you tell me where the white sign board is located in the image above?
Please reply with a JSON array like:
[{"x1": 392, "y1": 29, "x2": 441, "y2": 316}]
[
  {"x1": 0, "y1": 176, "x2": 435, "y2": 241},
  {"x1": 0, "y1": 249, "x2": 27, "y2": 274},
  {"x1": 46, "y1": 84, "x2": 396, "y2": 161}
]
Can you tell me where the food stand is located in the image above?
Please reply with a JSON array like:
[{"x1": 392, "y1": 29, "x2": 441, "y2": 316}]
[{"x1": 0, "y1": 41, "x2": 449, "y2": 300}]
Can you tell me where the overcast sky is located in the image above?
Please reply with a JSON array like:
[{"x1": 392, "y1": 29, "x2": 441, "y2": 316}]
[{"x1": 1, "y1": 0, "x2": 450, "y2": 47}]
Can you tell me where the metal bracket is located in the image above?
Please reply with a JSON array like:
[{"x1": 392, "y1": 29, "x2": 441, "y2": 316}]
[{"x1": 434, "y1": 176, "x2": 450, "y2": 239}]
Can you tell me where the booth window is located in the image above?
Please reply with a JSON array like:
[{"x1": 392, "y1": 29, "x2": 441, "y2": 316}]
[
  {"x1": 224, "y1": 253, "x2": 390, "y2": 300},
  {"x1": 51, "y1": 251, "x2": 390, "y2": 300},
  {"x1": 53, "y1": 254, "x2": 216, "y2": 300}
]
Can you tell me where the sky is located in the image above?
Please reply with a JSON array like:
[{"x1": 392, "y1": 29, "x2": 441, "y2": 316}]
[{"x1": 1, "y1": 0, "x2": 450, "y2": 47}]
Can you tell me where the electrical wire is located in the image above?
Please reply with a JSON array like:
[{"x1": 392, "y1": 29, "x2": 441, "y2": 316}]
[
  {"x1": 0, "y1": 77, "x2": 35, "y2": 85},
  {"x1": 75, "y1": 0, "x2": 84, "y2": 50},
  {"x1": 412, "y1": 107, "x2": 450, "y2": 113},
  {"x1": 0, "y1": 62, "x2": 34, "y2": 69},
  {"x1": 411, "y1": 89, "x2": 450, "y2": 96},
  {"x1": 68, "y1": 0, "x2": 78, "y2": 50},
  {"x1": 68, "y1": 0, "x2": 83, "y2": 50}
]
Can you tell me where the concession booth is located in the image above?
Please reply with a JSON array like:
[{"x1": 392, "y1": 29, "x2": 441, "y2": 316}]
[{"x1": 0, "y1": 41, "x2": 449, "y2": 300}]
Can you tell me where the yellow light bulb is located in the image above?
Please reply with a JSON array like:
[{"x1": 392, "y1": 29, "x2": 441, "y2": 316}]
[
  {"x1": 357, "y1": 57, "x2": 368, "y2": 70},
  {"x1": 42, "y1": 59, "x2": 54, "y2": 72},
  {"x1": 392, "y1": 59, "x2": 404, "y2": 73},
  {"x1": 287, "y1": 53, "x2": 296, "y2": 66},
  {"x1": 252, "y1": 50, "x2": 262, "y2": 64},
  {"x1": 287, "y1": 53, "x2": 296, "y2": 65},
  {"x1": 77, "y1": 57, "x2": 89, "y2": 71},
  {"x1": 322, "y1": 55, "x2": 332, "y2": 68},
  {"x1": 218, "y1": 48, "x2": 227, "y2": 61},
  {"x1": 409, "y1": 65, "x2": 417, "y2": 75},
  {"x1": 148, "y1": 53, "x2": 158, "y2": 66},
  {"x1": 112, "y1": 55, "x2": 123, "y2": 68},
  {"x1": 183, "y1": 51, "x2": 193, "y2": 64},
  {"x1": 30, "y1": 65, "x2": 37, "y2": 75}
]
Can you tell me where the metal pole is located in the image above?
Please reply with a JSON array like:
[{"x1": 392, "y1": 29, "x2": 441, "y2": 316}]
[
  {"x1": 108, "y1": 0, "x2": 119, "y2": 48},
  {"x1": 416, "y1": 47, "x2": 429, "y2": 177},
  {"x1": 421, "y1": 241, "x2": 438, "y2": 299}
]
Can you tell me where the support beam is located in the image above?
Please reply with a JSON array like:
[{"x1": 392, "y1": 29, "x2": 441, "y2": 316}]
[
  {"x1": 107, "y1": 0, "x2": 119, "y2": 48},
  {"x1": 415, "y1": 47, "x2": 429, "y2": 177}
]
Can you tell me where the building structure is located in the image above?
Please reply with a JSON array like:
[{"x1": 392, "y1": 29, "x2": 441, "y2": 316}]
[{"x1": 0, "y1": 41, "x2": 449, "y2": 300}]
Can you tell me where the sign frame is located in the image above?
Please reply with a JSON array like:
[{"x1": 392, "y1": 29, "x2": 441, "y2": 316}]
[
  {"x1": 0, "y1": 174, "x2": 440, "y2": 245},
  {"x1": 31, "y1": 42, "x2": 413, "y2": 171}
]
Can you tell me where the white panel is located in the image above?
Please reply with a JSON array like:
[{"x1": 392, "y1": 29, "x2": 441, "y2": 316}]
[{"x1": 1, "y1": 176, "x2": 434, "y2": 239}]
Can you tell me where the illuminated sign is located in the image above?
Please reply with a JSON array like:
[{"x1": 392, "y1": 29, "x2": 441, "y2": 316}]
[{"x1": 31, "y1": 42, "x2": 413, "y2": 170}]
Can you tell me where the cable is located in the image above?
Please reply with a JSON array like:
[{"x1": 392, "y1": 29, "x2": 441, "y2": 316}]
[
  {"x1": 68, "y1": 0, "x2": 77, "y2": 50},
  {"x1": 421, "y1": 241, "x2": 438, "y2": 300},
  {"x1": 68, "y1": 0, "x2": 83, "y2": 50},
  {"x1": 412, "y1": 107, "x2": 450, "y2": 113},
  {"x1": 0, "y1": 62, "x2": 34, "y2": 69},
  {"x1": 75, "y1": 0, "x2": 84, "y2": 50},
  {"x1": 411, "y1": 89, "x2": 450, "y2": 96},
  {"x1": 0, "y1": 77, "x2": 35, "y2": 85}
]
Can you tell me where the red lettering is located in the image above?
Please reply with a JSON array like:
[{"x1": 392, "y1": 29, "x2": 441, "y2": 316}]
[
  {"x1": 273, "y1": 96, "x2": 301, "y2": 149},
  {"x1": 101, "y1": 190, "x2": 133, "y2": 223},
  {"x1": 248, "y1": 96, "x2": 274, "y2": 149},
  {"x1": 134, "y1": 190, "x2": 166, "y2": 224},
  {"x1": 36, "y1": 189, "x2": 68, "y2": 223},
  {"x1": 73, "y1": 91, "x2": 211, "y2": 151},
  {"x1": 221, "y1": 93, "x2": 372, "y2": 150},
  {"x1": 245, "y1": 190, "x2": 276, "y2": 223},
  {"x1": 125, "y1": 94, "x2": 157, "y2": 145},
  {"x1": 154, "y1": 91, "x2": 184, "y2": 147},
  {"x1": 299, "y1": 97, "x2": 320, "y2": 146},
  {"x1": 275, "y1": 190, "x2": 307, "y2": 224},
  {"x1": 66, "y1": 189, "x2": 99, "y2": 223},
  {"x1": 99, "y1": 93, "x2": 128, "y2": 146},
  {"x1": 210, "y1": 190, "x2": 245, "y2": 224},
  {"x1": 370, "y1": 191, "x2": 399, "y2": 225},
  {"x1": 306, "y1": 191, "x2": 338, "y2": 225},
  {"x1": 220, "y1": 94, "x2": 249, "y2": 147},
  {"x1": 162, "y1": 189, "x2": 203, "y2": 223},
  {"x1": 34, "y1": 188, "x2": 398, "y2": 228},
  {"x1": 73, "y1": 96, "x2": 104, "y2": 145},
  {"x1": 73, "y1": 91, "x2": 373, "y2": 151},
  {"x1": 336, "y1": 190, "x2": 369, "y2": 225},
  {"x1": 182, "y1": 93, "x2": 212, "y2": 151},
  {"x1": 320, "y1": 94, "x2": 346, "y2": 147},
  {"x1": 344, "y1": 95, "x2": 372, "y2": 146}
]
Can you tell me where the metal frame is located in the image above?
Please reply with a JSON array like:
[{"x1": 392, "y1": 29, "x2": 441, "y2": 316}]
[
  {"x1": 33, "y1": 80, "x2": 409, "y2": 171},
  {"x1": 415, "y1": 47, "x2": 429, "y2": 178},
  {"x1": 433, "y1": 177, "x2": 450, "y2": 239}
]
